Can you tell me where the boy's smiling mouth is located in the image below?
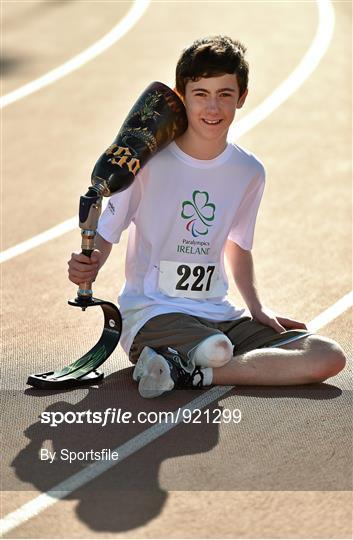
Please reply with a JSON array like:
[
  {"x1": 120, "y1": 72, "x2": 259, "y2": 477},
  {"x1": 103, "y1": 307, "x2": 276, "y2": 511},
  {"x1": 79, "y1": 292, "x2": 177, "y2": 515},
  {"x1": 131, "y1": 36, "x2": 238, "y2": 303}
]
[{"x1": 202, "y1": 119, "x2": 222, "y2": 125}]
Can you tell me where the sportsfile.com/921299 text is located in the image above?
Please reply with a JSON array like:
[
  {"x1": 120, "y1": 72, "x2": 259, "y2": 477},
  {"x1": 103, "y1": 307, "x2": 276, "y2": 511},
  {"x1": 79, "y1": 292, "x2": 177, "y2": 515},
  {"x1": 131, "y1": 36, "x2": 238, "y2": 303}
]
[{"x1": 40, "y1": 407, "x2": 242, "y2": 427}]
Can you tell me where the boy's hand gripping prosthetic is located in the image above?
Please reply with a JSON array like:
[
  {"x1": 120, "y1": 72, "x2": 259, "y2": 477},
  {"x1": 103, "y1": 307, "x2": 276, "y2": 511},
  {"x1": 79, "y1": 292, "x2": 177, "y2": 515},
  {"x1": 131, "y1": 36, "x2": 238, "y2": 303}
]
[{"x1": 27, "y1": 82, "x2": 187, "y2": 389}]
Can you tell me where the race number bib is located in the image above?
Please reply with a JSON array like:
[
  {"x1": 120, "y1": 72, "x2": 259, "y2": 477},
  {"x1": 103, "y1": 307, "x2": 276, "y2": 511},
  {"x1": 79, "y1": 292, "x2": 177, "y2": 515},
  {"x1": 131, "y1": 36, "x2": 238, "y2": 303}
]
[{"x1": 158, "y1": 260, "x2": 227, "y2": 299}]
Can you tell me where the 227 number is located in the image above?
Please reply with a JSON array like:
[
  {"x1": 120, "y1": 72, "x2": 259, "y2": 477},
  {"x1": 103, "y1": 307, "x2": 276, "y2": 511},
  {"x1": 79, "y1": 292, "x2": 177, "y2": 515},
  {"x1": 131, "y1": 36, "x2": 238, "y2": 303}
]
[{"x1": 175, "y1": 265, "x2": 215, "y2": 292}]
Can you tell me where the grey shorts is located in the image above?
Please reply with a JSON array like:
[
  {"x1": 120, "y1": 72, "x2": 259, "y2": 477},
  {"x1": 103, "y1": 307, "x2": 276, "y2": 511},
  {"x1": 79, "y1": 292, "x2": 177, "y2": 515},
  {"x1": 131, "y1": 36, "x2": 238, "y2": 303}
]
[{"x1": 129, "y1": 312, "x2": 311, "y2": 365}]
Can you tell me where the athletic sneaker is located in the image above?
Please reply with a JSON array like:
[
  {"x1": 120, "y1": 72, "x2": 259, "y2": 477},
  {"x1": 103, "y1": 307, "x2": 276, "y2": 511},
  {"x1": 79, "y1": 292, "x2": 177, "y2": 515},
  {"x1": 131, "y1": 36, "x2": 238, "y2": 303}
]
[{"x1": 133, "y1": 346, "x2": 205, "y2": 398}]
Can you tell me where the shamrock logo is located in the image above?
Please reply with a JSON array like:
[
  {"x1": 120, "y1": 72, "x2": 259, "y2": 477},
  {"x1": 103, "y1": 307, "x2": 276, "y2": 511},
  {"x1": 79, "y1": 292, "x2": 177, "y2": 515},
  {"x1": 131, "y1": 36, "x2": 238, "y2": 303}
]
[{"x1": 181, "y1": 191, "x2": 215, "y2": 237}]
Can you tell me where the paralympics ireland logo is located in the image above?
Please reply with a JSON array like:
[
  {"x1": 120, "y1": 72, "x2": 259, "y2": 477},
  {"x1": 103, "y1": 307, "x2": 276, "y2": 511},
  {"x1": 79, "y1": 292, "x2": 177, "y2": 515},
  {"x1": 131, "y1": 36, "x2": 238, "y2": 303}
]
[{"x1": 181, "y1": 191, "x2": 215, "y2": 237}]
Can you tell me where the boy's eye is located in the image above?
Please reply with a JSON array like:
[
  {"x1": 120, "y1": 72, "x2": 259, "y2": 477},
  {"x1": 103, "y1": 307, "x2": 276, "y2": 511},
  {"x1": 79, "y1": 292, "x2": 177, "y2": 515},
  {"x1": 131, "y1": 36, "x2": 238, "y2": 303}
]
[{"x1": 194, "y1": 92, "x2": 232, "y2": 98}]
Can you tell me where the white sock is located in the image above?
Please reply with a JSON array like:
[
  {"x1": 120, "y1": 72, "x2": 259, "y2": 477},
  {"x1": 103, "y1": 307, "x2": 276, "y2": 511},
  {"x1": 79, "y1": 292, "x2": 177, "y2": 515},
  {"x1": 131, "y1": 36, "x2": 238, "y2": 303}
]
[{"x1": 200, "y1": 367, "x2": 213, "y2": 386}]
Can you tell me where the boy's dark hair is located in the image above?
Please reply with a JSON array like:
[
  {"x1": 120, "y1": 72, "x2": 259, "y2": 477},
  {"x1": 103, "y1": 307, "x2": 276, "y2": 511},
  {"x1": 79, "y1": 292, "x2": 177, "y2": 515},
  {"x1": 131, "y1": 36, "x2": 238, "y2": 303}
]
[{"x1": 175, "y1": 35, "x2": 249, "y2": 97}]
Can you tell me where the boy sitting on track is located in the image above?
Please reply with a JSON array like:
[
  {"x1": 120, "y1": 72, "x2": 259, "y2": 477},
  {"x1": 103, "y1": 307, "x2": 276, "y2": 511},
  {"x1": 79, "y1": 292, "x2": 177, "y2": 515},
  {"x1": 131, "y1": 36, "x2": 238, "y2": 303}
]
[{"x1": 68, "y1": 36, "x2": 346, "y2": 398}]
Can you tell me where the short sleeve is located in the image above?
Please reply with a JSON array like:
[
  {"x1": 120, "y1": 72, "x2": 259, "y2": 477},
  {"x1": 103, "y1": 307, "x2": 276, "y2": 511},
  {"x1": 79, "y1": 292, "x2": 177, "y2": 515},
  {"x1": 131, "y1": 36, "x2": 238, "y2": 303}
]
[
  {"x1": 228, "y1": 168, "x2": 265, "y2": 250},
  {"x1": 97, "y1": 171, "x2": 143, "y2": 243}
]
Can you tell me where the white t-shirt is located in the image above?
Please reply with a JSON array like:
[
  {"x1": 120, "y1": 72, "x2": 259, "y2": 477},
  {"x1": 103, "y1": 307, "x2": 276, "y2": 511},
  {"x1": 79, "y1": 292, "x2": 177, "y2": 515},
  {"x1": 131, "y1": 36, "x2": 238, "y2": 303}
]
[{"x1": 98, "y1": 141, "x2": 265, "y2": 355}]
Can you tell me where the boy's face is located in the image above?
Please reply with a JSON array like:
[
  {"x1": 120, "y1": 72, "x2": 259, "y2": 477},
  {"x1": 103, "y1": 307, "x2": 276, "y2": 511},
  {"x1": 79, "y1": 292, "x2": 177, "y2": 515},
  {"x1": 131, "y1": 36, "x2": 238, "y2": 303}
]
[{"x1": 181, "y1": 73, "x2": 247, "y2": 146}]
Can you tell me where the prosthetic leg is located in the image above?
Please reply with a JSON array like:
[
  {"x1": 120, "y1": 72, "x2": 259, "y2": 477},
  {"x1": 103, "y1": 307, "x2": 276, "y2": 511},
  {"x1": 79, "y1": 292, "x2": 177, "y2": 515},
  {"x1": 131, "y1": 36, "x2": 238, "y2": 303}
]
[{"x1": 27, "y1": 82, "x2": 187, "y2": 389}]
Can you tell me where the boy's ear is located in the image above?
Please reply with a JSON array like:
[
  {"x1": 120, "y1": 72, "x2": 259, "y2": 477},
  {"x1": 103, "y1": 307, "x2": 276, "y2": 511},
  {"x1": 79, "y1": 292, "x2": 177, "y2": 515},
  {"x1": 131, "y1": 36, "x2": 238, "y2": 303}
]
[
  {"x1": 173, "y1": 87, "x2": 184, "y2": 102},
  {"x1": 237, "y1": 88, "x2": 248, "y2": 109}
]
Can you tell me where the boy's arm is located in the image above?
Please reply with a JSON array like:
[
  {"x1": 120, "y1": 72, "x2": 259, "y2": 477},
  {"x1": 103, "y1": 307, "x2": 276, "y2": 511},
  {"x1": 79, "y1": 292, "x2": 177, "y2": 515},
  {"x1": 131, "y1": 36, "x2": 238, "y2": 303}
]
[
  {"x1": 68, "y1": 233, "x2": 112, "y2": 285},
  {"x1": 94, "y1": 233, "x2": 113, "y2": 268},
  {"x1": 224, "y1": 239, "x2": 307, "y2": 332}
]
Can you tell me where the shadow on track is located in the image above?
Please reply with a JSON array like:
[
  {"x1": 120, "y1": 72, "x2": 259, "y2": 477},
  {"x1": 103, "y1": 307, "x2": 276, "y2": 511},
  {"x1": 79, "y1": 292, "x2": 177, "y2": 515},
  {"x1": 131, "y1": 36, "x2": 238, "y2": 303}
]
[{"x1": 5, "y1": 369, "x2": 351, "y2": 534}]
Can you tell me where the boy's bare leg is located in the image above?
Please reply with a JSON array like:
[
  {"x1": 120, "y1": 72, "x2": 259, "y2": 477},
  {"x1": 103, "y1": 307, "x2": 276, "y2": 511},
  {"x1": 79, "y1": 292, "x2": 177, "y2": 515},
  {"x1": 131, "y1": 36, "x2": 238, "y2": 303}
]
[{"x1": 212, "y1": 335, "x2": 346, "y2": 386}]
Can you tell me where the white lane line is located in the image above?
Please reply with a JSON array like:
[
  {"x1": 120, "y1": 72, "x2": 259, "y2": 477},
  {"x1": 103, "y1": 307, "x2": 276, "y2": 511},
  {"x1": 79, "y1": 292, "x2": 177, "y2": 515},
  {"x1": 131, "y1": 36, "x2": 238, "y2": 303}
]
[
  {"x1": 0, "y1": 218, "x2": 77, "y2": 263},
  {"x1": 0, "y1": 0, "x2": 150, "y2": 109},
  {"x1": 0, "y1": 296, "x2": 350, "y2": 537},
  {"x1": 307, "y1": 291, "x2": 353, "y2": 332},
  {"x1": 0, "y1": 198, "x2": 108, "y2": 264},
  {"x1": 230, "y1": 0, "x2": 334, "y2": 138},
  {"x1": 0, "y1": 0, "x2": 334, "y2": 264}
]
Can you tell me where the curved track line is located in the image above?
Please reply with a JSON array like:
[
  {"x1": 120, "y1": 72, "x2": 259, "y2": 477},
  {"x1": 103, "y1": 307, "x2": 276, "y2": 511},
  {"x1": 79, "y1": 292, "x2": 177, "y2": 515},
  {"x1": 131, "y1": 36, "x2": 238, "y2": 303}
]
[
  {"x1": 0, "y1": 0, "x2": 334, "y2": 264},
  {"x1": 0, "y1": 297, "x2": 351, "y2": 537},
  {"x1": 230, "y1": 0, "x2": 334, "y2": 138},
  {"x1": 0, "y1": 0, "x2": 150, "y2": 109}
]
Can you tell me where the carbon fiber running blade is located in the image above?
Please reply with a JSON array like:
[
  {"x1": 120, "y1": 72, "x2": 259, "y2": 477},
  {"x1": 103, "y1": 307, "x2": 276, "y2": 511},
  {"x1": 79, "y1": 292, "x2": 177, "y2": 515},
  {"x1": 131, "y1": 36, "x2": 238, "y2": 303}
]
[
  {"x1": 26, "y1": 370, "x2": 104, "y2": 389},
  {"x1": 27, "y1": 299, "x2": 122, "y2": 389}
]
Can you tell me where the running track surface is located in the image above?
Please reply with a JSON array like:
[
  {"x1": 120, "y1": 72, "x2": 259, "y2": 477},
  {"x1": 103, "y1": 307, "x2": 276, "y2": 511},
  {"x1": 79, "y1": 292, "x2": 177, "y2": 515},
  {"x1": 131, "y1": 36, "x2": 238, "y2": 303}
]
[{"x1": 1, "y1": 1, "x2": 352, "y2": 538}]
